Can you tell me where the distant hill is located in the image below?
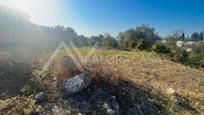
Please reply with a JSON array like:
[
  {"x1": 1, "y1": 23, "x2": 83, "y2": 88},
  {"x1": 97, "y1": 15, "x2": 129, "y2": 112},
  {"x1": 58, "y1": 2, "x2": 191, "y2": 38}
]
[{"x1": 0, "y1": 5, "x2": 88, "y2": 50}]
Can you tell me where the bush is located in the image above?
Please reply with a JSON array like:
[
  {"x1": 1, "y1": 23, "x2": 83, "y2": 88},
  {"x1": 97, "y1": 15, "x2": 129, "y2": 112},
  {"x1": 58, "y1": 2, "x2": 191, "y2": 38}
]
[
  {"x1": 151, "y1": 44, "x2": 170, "y2": 54},
  {"x1": 152, "y1": 44, "x2": 189, "y2": 65},
  {"x1": 137, "y1": 40, "x2": 148, "y2": 50},
  {"x1": 188, "y1": 53, "x2": 204, "y2": 68},
  {"x1": 170, "y1": 47, "x2": 189, "y2": 64},
  {"x1": 187, "y1": 42, "x2": 204, "y2": 68}
]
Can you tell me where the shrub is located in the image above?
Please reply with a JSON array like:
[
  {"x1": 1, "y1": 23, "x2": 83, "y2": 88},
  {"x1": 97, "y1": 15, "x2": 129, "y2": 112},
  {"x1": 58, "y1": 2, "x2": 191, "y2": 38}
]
[
  {"x1": 137, "y1": 40, "x2": 148, "y2": 50},
  {"x1": 188, "y1": 53, "x2": 204, "y2": 68},
  {"x1": 151, "y1": 44, "x2": 170, "y2": 54},
  {"x1": 170, "y1": 47, "x2": 189, "y2": 64},
  {"x1": 187, "y1": 42, "x2": 204, "y2": 68}
]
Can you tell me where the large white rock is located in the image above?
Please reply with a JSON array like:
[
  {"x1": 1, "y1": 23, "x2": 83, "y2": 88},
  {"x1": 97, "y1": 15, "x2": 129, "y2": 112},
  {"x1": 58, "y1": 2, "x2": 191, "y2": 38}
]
[{"x1": 62, "y1": 73, "x2": 91, "y2": 95}]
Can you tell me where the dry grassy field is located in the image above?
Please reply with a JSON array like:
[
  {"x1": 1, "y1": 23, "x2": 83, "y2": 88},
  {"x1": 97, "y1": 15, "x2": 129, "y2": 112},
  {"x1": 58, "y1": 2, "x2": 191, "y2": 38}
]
[{"x1": 0, "y1": 47, "x2": 203, "y2": 114}]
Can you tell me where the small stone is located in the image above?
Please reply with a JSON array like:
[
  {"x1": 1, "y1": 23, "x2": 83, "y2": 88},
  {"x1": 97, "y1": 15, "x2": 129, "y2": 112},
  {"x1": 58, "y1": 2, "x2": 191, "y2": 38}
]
[
  {"x1": 103, "y1": 102, "x2": 119, "y2": 115},
  {"x1": 109, "y1": 96, "x2": 119, "y2": 110},
  {"x1": 103, "y1": 103, "x2": 109, "y2": 109},
  {"x1": 107, "y1": 108, "x2": 115, "y2": 115},
  {"x1": 35, "y1": 92, "x2": 46, "y2": 103},
  {"x1": 111, "y1": 96, "x2": 116, "y2": 100}
]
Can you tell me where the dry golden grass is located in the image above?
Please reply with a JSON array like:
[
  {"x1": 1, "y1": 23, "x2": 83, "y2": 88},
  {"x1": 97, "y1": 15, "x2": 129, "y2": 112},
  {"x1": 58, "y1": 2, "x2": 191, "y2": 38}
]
[
  {"x1": 0, "y1": 47, "x2": 203, "y2": 114},
  {"x1": 69, "y1": 48, "x2": 204, "y2": 112},
  {"x1": 43, "y1": 47, "x2": 204, "y2": 106},
  {"x1": 69, "y1": 48, "x2": 204, "y2": 102}
]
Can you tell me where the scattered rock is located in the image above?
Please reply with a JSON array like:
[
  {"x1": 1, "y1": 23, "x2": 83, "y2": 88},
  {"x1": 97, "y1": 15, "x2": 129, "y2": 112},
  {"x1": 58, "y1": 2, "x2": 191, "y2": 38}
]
[
  {"x1": 35, "y1": 92, "x2": 46, "y2": 103},
  {"x1": 103, "y1": 102, "x2": 118, "y2": 115},
  {"x1": 109, "y1": 96, "x2": 119, "y2": 110},
  {"x1": 62, "y1": 73, "x2": 91, "y2": 95},
  {"x1": 102, "y1": 96, "x2": 119, "y2": 115},
  {"x1": 43, "y1": 102, "x2": 71, "y2": 114}
]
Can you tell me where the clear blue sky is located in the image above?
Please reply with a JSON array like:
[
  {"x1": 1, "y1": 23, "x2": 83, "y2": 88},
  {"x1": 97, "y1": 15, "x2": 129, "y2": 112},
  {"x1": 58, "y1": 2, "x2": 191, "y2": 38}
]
[
  {"x1": 19, "y1": 0, "x2": 204, "y2": 37},
  {"x1": 56, "y1": 0, "x2": 204, "y2": 35}
]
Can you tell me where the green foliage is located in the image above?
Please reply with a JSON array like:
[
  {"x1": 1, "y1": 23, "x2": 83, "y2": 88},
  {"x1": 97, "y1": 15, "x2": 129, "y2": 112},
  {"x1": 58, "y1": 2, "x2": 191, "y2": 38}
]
[
  {"x1": 103, "y1": 34, "x2": 118, "y2": 48},
  {"x1": 191, "y1": 32, "x2": 204, "y2": 41},
  {"x1": 170, "y1": 48, "x2": 189, "y2": 64},
  {"x1": 136, "y1": 40, "x2": 148, "y2": 50},
  {"x1": 166, "y1": 36, "x2": 178, "y2": 47},
  {"x1": 156, "y1": 41, "x2": 204, "y2": 68},
  {"x1": 118, "y1": 24, "x2": 158, "y2": 50},
  {"x1": 89, "y1": 35, "x2": 104, "y2": 46},
  {"x1": 151, "y1": 44, "x2": 170, "y2": 54},
  {"x1": 188, "y1": 42, "x2": 204, "y2": 68},
  {"x1": 89, "y1": 34, "x2": 118, "y2": 48},
  {"x1": 152, "y1": 43, "x2": 190, "y2": 65}
]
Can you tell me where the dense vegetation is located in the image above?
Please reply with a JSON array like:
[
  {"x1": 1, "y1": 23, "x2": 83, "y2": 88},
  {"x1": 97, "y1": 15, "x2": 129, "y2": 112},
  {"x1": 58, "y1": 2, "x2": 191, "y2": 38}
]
[{"x1": 89, "y1": 27, "x2": 204, "y2": 69}]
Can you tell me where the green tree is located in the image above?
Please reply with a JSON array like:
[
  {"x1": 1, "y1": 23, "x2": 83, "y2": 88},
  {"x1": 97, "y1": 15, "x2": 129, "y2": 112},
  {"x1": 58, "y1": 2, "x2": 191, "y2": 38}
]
[
  {"x1": 191, "y1": 32, "x2": 200, "y2": 41},
  {"x1": 102, "y1": 33, "x2": 118, "y2": 48},
  {"x1": 89, "y1": 34, "x2": 118, "y2": 48},
  {"x1": 190, "y1": 31, "x2": 204, "y2": 41},
  {"x1": 118, "y1": 24, "x2": 157, "y2": 50}
]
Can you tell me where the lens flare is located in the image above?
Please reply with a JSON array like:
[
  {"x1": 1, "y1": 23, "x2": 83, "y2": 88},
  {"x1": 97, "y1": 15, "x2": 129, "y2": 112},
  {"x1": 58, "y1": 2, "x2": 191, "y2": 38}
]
[{"x1": 0, "y1": 0, "x2": 38, "y2": 23}]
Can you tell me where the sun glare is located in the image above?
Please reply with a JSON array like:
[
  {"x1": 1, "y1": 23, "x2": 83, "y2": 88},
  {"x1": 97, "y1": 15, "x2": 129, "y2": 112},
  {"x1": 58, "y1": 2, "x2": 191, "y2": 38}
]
[
  {"x1": 0, "y1": 0, "x2": 38, "y2": 23},
  {"x1": 0, "y1": 0, "x2": 60, "y2": 25}
]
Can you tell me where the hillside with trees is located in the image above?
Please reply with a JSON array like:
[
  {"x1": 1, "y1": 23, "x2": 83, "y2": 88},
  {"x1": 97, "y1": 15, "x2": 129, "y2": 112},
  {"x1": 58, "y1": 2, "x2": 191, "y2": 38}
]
[
  {"x1": 0, "y1": 5, "x2": 89, "y2": 51},
  {"x1": 0, "y1": 5, "x2": 204, "y2": 115}
]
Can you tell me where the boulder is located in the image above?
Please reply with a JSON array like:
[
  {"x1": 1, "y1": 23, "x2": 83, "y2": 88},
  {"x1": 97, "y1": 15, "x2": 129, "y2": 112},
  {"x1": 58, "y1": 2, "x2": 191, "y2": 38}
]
[{"x1": 62, "y1": 73, "x2": 91, "y2": 95}]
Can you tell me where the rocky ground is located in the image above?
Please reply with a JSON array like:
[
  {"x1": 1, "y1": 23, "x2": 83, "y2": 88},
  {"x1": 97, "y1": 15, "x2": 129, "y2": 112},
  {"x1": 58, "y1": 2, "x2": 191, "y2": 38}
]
[{"x1": 37, "y1": 75, "x2": 170, "y2": 115}]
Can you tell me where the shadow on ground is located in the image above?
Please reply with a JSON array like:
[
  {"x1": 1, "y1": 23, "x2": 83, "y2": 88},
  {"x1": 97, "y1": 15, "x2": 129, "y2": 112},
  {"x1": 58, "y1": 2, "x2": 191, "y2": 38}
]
[
  {"x1": 42, "y1": 74, "x2": 174, "y2": 115},
  {"x1": 65, "y1": 78, "x2": 169, "y2": 115}
]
